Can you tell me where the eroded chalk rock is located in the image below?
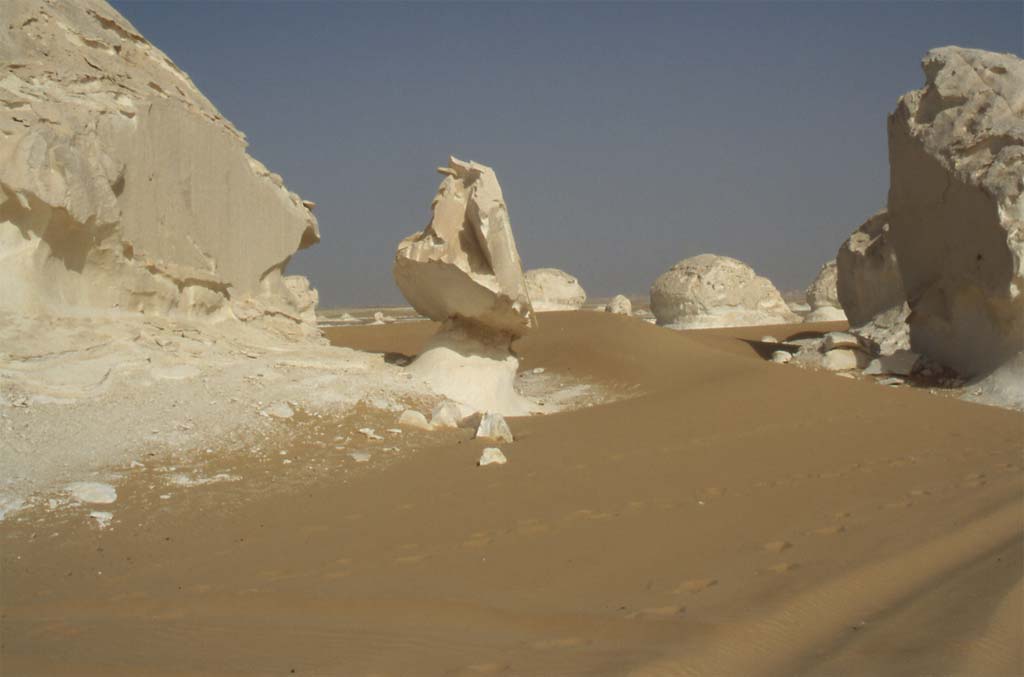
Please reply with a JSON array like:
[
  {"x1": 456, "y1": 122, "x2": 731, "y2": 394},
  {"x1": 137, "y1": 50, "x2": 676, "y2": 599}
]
[
  {"x1": 804, "y1": 260, "x2": 847, "y2": 322},
  {"x1": 650, "y1": 254, "x2": 800, "y2": 329},
  {"x1": 525, "y1": 268, "x2": 586, "y2": 311},
  {"x1": 888, "y1": 47, "x2": 1024, "y2": 408},
  {"x1": 605, "y1": 295, "x2": 632, "y2": 315},
  {"x1": 398, "y1": 409, "x2": 432, "y2": 431},
  {"x1": 394, "y1": 158, "x2": 536, "y2": 414},
  {"x1": 478, "y1": 447, "x2": 507, "y2": 466},
  {"x1": 0, "y1": 0, "x2": 320, "y2": 338},
  {"x1": 474, "y1": 412, "x2": 514, "y2": 443}
]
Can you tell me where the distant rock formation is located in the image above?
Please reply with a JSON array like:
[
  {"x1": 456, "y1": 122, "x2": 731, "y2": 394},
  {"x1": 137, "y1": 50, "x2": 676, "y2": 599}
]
[
  {"x1": 804, "y1": 260, "x2": 847, "y2": 322},
  {"x1": 394, "y1": 157, "x2": 535, "y2": 413},
  {"x1": 0, "y1": 0, "x2": 320, "y2": 338},
  {"x1": 888, "y1": 46, "x2": 1023, "y2": 407},
  {"x1": 524, "y1": 268, "x2": 587, "y2": 311},
  {"x1": 650, "y1": 254, "x2": 799, "y2": 329},
  {"x1": 605, "y1": 294, "x2": 632, "y2": 315}
]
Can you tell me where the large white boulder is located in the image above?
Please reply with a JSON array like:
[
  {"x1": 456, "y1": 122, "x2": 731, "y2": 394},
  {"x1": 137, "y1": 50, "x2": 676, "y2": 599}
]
[
  {"x1": 394, "y1": 158, "x2": 536, "y2": 414},
  {"x1": 0, "y1": 0, "x2": 320, "y2": 337},
  {"x1": 650, "y1": 254, "x2": 800, "y2": 329},
  {"x1": 888, "y1": 47, "x2": 1024, "y2": 407},
  {"x1": 804, "y1": 260, "x2": 847, "y2": 322},
  {"x1": 524, "y1": 268, "x2": 586, "y2": 311}
]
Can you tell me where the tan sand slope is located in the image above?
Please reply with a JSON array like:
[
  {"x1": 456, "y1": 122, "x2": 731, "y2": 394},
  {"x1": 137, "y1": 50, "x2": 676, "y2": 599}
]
[{"x1": 1, "y1": 312, "x2": 1021, "y2": 675}]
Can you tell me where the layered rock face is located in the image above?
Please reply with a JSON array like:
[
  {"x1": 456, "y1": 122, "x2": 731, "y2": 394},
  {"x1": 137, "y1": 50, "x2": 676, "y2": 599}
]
[
  {"x1": 394, "y1": 157, "x2": 535, "y2": 413},
  {"x1": 650, "y1": 254, "x2": 799, "y2": 329},
  {"x1": 804, "y1": 260, "x2": 847, "y2": 322},
  {"x1": 887, "y1": 47, "x2": 1023, "y2": 404},
  {"x1": 0, "y1": 0, "x2": 320, "y2": 336},
  {"x1": 524, "y1": 268, "x2": 587, "y2": 311}
]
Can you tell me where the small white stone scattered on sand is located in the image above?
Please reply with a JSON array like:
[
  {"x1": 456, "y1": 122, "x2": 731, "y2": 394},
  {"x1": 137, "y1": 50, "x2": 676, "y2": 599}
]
[
  {"x1": 761, "y1": 336, "x2": 779, "y2": 344},
  {"x1": 532, "y1": 367, "x2": 545, "y2": 375},
  {"x1": 262, "y1": 402, "x2": 295, "y2": 419},
  {"x1": 398, "y1": 409, "x2": 432, "y2": 431},
  {"x1": 358, "y1": 427, "x2": 383, "y2": 440},
  {"x1": 771, "y1": 350, "x2": 792, "y2": 364},
  {"x1": 878, "y1": 377, "x2": 905, "y2": 387},
  {"x1": 431, "y1": 401, "x2": 464, "y2": 429},
  {"x1": 65, "y1": 482, "x2": 117, "y2": 505},
  {"x1": 478, "y1": 448, "x2": 507, "y2": 466},
  {"x1": 349, "y1": 451, "x2": 371, "y2": 463},
  {"x1": 89, "y1": 511, "x2": 113, "y2": 529},
  {"x1": 475, "y1": 412, "x2": 514, "y2": 443},
  {"x1": 386, "y1": 428, "x2": 402, "y2": 434}
]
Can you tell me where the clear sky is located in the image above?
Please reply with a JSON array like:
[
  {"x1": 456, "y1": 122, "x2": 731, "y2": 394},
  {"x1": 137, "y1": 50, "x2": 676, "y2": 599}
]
[{"x1": 113, "y1": 1, "x2": 1021, "y2": 307}]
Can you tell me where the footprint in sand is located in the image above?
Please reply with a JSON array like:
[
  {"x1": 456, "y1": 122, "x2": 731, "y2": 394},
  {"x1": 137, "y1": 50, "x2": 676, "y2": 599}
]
[
  {"x1": 762, "y1": 540, "x2": 792, "y2": 553},
  {"x1": 812, "y1": 524, "x2": 846, "y2": 536},
  {"x1": 699, "y1": 487, "x2": 727, "y2": 499},
  {"x1": 909, "y1": 489, "x2": 931, "y2": 497},
  {"x1": 516, "y1": 520, "x2": 550, "y2": 536},
  {"x1": 532, "y1": 637, "x2": 588, "y2": 650},
  {"x1": 674, "y1": 578, "x2": 718, "y2": 594},
  {"x1": 626, "y1": 605, "x2": 686, "y2": 620},
  {"x1": 882, "y1": 499, "x2": 913, "y2": 509}
]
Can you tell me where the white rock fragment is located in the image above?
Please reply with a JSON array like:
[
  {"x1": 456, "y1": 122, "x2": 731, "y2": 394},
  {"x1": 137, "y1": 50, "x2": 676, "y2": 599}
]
[
  {"x1": 349, "y1": 451, "x2": 371, "y2": 463},
  {"x1": 478, "y1": 447, "x2": 507, "y2": 466},
  {"x1": 771, "y1": 350, "x2": 793, "y2": 364},
  {"x1": 385, "y1": 428, "x2": 402, "y2": 435},
  {"x1": 89, "y1": 511, "x2": 113, "y2": 529},
  {"x1": 358, "y1": 427, "x2": 383, "y2": 440},
  {"x1": 532, "y1": 367, "x2": 545, "y2": 375},
  {"x1": 430, "y1": 401, "x2": 465, "y2": 429},
  {"x1": 878, "y1": 377, "x2": 906, "y2": 387},
  {"x1": 864, "y1": 350, "x2": 920, "y2": 376},
  {"x1": 475, "y1": 413, "x2": 514, "y2": 443},
  {"x1": 262, "y1": 402, "x2": 295, "y2": 419},
  {"x1": 821, "y1": 349, "x2": 870, "y2": 372},
  {"x1": 760, "y1": 336, "x2": 779, "y2": 344},
  {"x1": 65, "y1": 482, "x2": 117, "y2": 505},
  {"x1": 398, "y1": 409, "x2": 432, "y2": 431}
]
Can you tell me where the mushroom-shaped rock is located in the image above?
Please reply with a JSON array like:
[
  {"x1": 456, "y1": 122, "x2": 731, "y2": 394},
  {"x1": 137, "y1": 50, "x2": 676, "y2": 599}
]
[
  {"x1": 887, "y1": 47, "x2": 1024, "y2": 407},
  {"x1": 804, "y1": 260, "x2": 847, "y2": 322},
  {"x1": 0, "y1": 0, "x2": 320, "y2": 338},
  {"x1": 605, "y1": 295, "x2": 632, "y2": 315},
  {"x1": 394, "y1": 158, "x2": 535, "y2": 414},
  {"x1": 650, "y1": 255, "x2": 800, "y2": 329},
  {"x1": 524, "y1": 269, "x2": 587, "y2": 311}
]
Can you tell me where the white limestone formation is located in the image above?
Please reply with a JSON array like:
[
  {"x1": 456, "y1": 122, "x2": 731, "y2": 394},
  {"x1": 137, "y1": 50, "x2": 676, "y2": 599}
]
[
  {"x1": 804, "y1": 260, "x2": 847, "y2": 322},
  {"x1": 474, "y1": 412, "x2": 514, "y2": 443},
  {"x1": 650, "y1": 254, "x2": 800, "y2": 329},
  {"x1": 888, "y1": 47, "x2": 1024, "y2": 408},
  {"x1": 605, "y1": 295, "x2": 632, "y2": 315},
  {"x1": 0, "y1": 0, "x2": 320, "y2": 338},
  {"x1": 394, "y1": 157, "x2": 536, "y2": 414},
  {"x1": 524, "y1": 268, "x2": 587, "y2": 311}
]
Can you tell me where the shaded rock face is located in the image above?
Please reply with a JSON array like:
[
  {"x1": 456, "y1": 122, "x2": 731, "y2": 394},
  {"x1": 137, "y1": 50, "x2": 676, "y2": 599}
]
[
  {"x1": 524, "y1": 268, "x2": 586, "y2": 311},
  {"x1": 0, "y1": 0, "x2": 320, "y2": 337},
  {"x1": 650, "y1": 254, "x2": 799, "y2": 329},
  {"x1": 804, "y1": 260, "x2": 847, "y2": 322},
  {"x1": 394, "y1": 156, "x2": 535, "y2": 337},
  {"x1": 887, "y1": 47, "x2": 1023, "y2": 399},
  {"x1": 836, "y1": 210, "x2": 906, "y2": 328}
]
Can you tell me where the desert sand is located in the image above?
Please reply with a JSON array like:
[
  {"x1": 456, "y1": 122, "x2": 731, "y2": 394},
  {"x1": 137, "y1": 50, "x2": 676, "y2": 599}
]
[{"x1": 2, "y1": 312, "x2": 1021, "y2": 675}]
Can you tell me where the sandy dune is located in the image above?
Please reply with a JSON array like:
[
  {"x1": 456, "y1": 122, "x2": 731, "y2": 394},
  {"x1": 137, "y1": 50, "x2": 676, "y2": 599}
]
[{"x1": 2, "y1": 312, "x2": 1021, "y2": 675}]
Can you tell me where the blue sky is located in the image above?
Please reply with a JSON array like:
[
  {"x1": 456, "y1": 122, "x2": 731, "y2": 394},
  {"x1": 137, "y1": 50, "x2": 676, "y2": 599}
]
[{"x1": 113, "y1": 1, "x2": 1022, "y2": 306}]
